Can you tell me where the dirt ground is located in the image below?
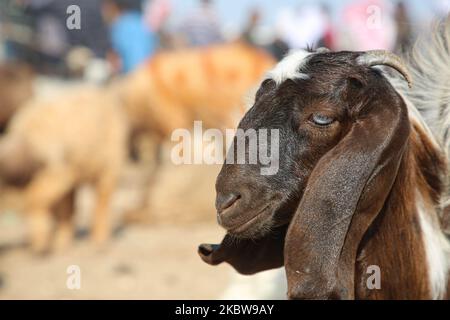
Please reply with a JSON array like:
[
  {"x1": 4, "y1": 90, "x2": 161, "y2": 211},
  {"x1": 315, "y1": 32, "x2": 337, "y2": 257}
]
[
  {"x1": 0, "y1": 223, "x2": 232, "y2": 299},
  {"x1": 0, "y1": 159, "x2": 235, "y2": 299}
]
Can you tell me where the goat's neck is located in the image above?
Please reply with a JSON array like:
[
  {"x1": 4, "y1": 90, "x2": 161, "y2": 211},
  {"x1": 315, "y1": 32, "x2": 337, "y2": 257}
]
[{"x1": 355, "y1": 121, "x2": 450, "y2": 299}]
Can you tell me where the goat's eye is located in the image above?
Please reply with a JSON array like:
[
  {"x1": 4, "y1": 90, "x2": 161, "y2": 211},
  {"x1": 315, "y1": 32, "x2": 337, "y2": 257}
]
[{"x1": 310, "y1": 114, "x2": 335, "y2": 126}]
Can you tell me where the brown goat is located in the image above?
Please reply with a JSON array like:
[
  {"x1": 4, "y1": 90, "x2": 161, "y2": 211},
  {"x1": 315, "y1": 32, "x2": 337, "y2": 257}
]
[
  {"x1": 199, "y1": 41, "x2": 450, "y2": 298},
  {"x1": 0, "y1": 87, "x2": 128, "y2": 252}
]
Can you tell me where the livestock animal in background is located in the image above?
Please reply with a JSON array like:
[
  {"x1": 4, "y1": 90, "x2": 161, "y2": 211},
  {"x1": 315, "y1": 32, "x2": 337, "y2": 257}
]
[
  {"x1": 0, "y1": 87, "x2": 128, "y2": 252},
  {"x1": 118, "y1": 42, "x2": 275, "y2": 161},
  {"x1": 199, "y1": 19, "x2": 450, "y2": 299},
  {"x1": 0, "y1": 63, "x2": 34, "y2": 133}
]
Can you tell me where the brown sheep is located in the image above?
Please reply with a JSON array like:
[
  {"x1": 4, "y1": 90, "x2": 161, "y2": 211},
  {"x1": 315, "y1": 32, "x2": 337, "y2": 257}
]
[{"x1": 0, "y1": 86, "x2": 128, "y2": 252}]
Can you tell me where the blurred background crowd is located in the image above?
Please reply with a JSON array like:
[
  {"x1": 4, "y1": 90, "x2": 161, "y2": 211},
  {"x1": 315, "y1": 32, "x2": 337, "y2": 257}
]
[
  {"x1": 0, "y1": 0, "x2": 449, "y2": 299},
  {"x1": 1, "y1": 0, "x2": 449, "y2": 77}
]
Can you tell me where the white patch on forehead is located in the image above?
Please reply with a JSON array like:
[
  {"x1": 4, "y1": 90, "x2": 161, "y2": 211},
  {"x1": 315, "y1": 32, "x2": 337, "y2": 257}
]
[{"x1": 266, "y1": 50, "x2": 312, "y2": 85}]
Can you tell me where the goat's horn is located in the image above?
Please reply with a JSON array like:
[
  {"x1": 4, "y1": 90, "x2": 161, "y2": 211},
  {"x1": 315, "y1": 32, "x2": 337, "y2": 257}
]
[{"x1": 357, "y1": 50, "x2": 412, "y2": 88}]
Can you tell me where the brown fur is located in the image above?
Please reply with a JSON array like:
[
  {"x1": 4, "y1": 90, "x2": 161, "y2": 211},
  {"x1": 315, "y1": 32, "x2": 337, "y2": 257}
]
[
  {"x1": 354, "y1": 119, "x2": 447, "y2": 299},
  {"x1": 199, "y1": 50, "x2": 450, "y2": 299}
]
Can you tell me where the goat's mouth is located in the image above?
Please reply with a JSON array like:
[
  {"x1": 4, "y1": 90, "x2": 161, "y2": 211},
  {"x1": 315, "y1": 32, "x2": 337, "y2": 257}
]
[
  {"x1": 225, "y1": 204, "x2": 273, "y2": 237},
  {"x1": 218, "y1": 190, "x2": 301, "y2": 239},
  {"x1": 228, "y1": 205, "x2": 271, "y2": 234}
]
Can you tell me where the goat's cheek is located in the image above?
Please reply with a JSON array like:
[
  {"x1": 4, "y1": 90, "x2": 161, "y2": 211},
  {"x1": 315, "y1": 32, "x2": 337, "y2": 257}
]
[{"x1": 307, "y1": 129, "x2": 342, "y2": 158}]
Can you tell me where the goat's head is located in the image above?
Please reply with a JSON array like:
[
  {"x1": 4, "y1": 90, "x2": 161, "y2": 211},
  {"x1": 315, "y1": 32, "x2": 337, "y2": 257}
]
[{"x1": 199, "y1": 49, "x2": 413, "y2": 299}]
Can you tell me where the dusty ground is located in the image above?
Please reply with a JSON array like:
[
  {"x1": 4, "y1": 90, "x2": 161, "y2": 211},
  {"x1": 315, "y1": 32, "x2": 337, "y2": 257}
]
[
  {"x1": 0, "y1": 223, "x2": 232, "y2": 299},
  {"x1": 0, "y1": 160, "x2": 235, "y2": 299}
]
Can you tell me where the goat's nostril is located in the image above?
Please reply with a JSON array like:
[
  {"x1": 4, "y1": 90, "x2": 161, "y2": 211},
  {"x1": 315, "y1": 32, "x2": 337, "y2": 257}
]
[{"x1": 216, "y1": 193, "x2": 241, "y2": 213}]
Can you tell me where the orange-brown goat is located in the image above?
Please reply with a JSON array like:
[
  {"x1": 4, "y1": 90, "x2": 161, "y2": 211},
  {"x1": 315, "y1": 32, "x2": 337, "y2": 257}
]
[{"x1": 119, "y1": 42, "x2": 275, "y2": 146}]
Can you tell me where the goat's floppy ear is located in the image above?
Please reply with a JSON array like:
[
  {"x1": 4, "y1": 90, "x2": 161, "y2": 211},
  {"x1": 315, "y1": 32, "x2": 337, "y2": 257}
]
[
  {"x1": 285, "y1": 79, "x2": 410, "y2": 299},
  {"x1": 198, "y1": 224, "x2": 287, "y2": 275}
]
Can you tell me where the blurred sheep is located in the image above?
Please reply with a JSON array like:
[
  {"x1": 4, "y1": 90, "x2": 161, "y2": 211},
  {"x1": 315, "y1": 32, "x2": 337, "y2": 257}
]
[{"x1": 0, "y1": 87, "x2": 128, "y2": 253}]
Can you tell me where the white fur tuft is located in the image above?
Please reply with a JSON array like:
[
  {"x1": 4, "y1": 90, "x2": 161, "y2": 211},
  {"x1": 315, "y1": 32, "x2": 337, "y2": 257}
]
[{"x1": 266, "y1": 50, "x2": 312, "y2": 85}]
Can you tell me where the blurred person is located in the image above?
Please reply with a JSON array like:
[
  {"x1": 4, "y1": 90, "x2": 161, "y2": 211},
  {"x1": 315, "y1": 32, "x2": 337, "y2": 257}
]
[
  {"x1": 266, "y1": 37, "x2": 289, "y2": 61},
  {"x1": 0, "y1": 0, "x2": 35, "y2": 63},
  {"x1": 394, "y1": 1, "x2": 414, "y2": 54},
  {"x1": 143, "y1": 0, "x2": 173, "y2": 49},
  {"x1": 144, "y1": 0, "x2": 171, "y2": 32},
  {"x1": 275, "y1": 3, "x2": 328, "y2": 49},
  {"x1": 58, "y1": 0, "x2": 110, "y2": 58},
  {"x1": 433, "y1": 0, "x2": 450, "y2": 16},
  {"x1": 178, "y1": 0, "x2": 223, "y2": 47},
  {"x1": 338, "y1": 0, "x2": 397, "y2": 51},
  {"x1": 102, "y1": 0, "x2": 158, "y2": 74},
  {"x1": 317, "y1": 5, "x2": 337, "y2": 51},
  {"x1": 21, "y1": 0, "x2": 110, "y2": 74},
  {"x1": 241, "y1": 8, "x2": 261, "y2": 47},
  {"x1": 26, "y1": 0, "x2": 69, "y2": 74},
  {"x1": 241, "y1": 8, "x2": 288, "y2": 61}
]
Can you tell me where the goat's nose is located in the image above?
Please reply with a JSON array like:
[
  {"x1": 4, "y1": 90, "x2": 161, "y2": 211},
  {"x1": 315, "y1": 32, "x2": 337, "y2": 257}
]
[{"x1": 216, "y1": 192, "x2": 241, "y2": 214}]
